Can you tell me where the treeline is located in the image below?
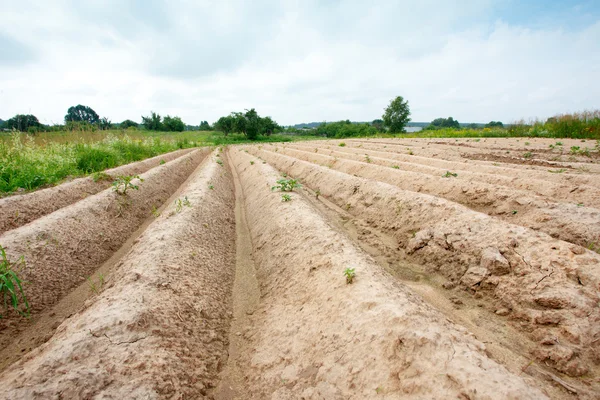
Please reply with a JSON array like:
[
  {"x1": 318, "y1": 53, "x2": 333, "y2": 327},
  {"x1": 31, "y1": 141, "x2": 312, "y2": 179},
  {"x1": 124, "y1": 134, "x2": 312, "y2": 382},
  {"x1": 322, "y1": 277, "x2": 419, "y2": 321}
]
[{"x1": 0, "y1": 104, "x2": 212, "y2": 134}]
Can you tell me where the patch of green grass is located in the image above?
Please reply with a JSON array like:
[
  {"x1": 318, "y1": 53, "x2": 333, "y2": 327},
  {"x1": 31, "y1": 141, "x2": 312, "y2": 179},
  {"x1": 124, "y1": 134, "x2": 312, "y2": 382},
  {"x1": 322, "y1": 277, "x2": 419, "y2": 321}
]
[{"x1": 0, "y1": 245, "x2": 29, "y2": 318}]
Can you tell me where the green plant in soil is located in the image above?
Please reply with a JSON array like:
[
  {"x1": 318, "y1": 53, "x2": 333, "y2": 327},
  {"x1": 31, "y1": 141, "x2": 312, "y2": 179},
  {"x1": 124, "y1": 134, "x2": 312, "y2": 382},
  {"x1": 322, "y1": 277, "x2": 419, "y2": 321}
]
[
  {"x1": 315, "y1": 189, "x2": 321, "y2": 199},
  {"x1": 523, "y1": 152, "x2": 532, "y2": 159},
  {"x1": 87, "y1": 273, "x2": 105, "y2": 294},
  {"x1": 365, "y1": 154, "x2": 372, "y2": 163},
  {"x1": 0, "y1": 245, "x2": 30, "y2": 318},
  {"x1": 175, "y1": 196, "x2": 192, "y2": 213},
  {"x1": 339, "y1": 142, "x2": 346, "y2": 147},
  {"x1": 250, "y1": 161, "x2": 254, "y2": 165},
  {"x1": 392, "y1": 165, "x2": 400, "y2": 169},
  {"x1": 159, "y1": 159, "x2": 166, "y2": 165},
  {"x1": 281, "y1": 193, "x2": 292, "y2": 202},
  {"x1": 442, "y1": 171, "x2": 458, "y2": 178},
  {"x1": 216, "y1": 158, "x2": 224, "y2": 165},
  {"x1": 112, "y1": 175, "x2": 143, "y2": 195},
  {"x1": 151, "y1": 205, "x2": 161, "y2": 218},
  {"x1": 344, "y1": 267, "x2": 356, "y2": 284},
  {"x1": 271, "y1": 178, "x2": 302, "y2": 192}
]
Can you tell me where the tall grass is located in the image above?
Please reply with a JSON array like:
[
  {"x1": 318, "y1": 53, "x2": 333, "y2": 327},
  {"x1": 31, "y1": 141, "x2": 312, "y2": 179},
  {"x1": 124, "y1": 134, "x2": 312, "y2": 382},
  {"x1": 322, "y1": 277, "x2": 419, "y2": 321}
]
[{"x1": 0, "y1": 133, "x2": 198, "y2": 194}]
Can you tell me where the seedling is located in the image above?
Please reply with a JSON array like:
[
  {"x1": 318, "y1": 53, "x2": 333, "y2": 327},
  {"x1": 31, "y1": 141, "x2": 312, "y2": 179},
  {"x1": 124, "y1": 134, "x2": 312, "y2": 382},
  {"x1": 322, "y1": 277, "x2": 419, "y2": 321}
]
[
  {"x1": 548, "y1": 169, "x2": 566, "y2": 174},
  {"x1": 174, "y1": 196, "x2": 192, "y2": 213},
  {"x1": 151, "y1": 205, "x2": 161, "y2": 218},
  {"x1": 209, "y1": 184, "x2": 214, "y2": 190},
  {"x1": 392, "y1": 165, "x2": 400, "y2": 169},
  {"x1": 512, "y1": 210, "x2": 518, "y2": 215},
  {"x1": 555, "y1": 142, "x2": 563, "y2": 146},
  {"x1": 365, "y1": 154, "x2": 372, "y2": 163},
  {"x1": 408, "y1": 150, "x2": 414, "y2": 155},
  {"x1": 315, "y1": 189, "x2": 321, "y2": 199},
  {"x1": 271, "y1": 178, "x2": 302, "y2": 192},
  {"x1": 577, "y1": 203, "x2": 584, "y2": 207},
  {"x1": 523, "y1": 152, "x2": 532, "y2": 159},
  {"x1": 339, "y1": 142, "x2": 346, "y2": 147},
  {"x1": 87, "y1": 273, "x2": 105, "y2": 294},
  {"x1": 0, "y1": 245, "x2": 29, "y2": 318},
  {"x1": 524, "y1": 141, "x2": 530, "y2": 146},
  {"x1": 442, "y1": 171, "x2": 458, "y2": 178},
  {"x1": 159, "y1": 159, "x2": 166, "y2": 165},
  {"x1": 344, "y1": 268, "x2": 356, "y2": 284},
  {"x1": 112, "y1": 175, "x2": 143, "y2": 195},
  {"x1": 250, "y1": 161, "x2": 255, "y2": 165},
  {"x1": 281, "y1": 194, "x2": 292, "y2": 202},
  {"x1": 216, "y1": 158, "x2": 224, "y2": 166}
]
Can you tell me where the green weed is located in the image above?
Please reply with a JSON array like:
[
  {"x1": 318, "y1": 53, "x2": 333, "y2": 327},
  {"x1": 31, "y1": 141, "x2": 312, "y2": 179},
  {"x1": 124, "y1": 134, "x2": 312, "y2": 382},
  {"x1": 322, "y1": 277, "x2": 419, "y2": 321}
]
[
  {"x1": 112, "y1": 175, "x2": 143, "y2": 195},
  {"x1": 442, "y1": 171, "x2": 458, "y2": 178},
  {"x1": 91, "y1": 171, "x2": 112, "y2": 182},
  {"x1": 174, "y1": 196, "x2": 192, "y2": 213},
  {"x1": 339, "y1": 142, "x2": 346, "y2": 147},
  {"x1": 344, "y1": 268, "x2": 356, "y2": 284},
  {"x1": 151, "y1": 205, "x2": 161, "y2": 218},
  {"x1": 0, "y1": 245, "x2": 29, "y2": 318},
  {"x1": 271, "y1": 178, "x2": 302, "y2": 192},
  {"x1": 281, "y1": 194, "x2": 292, "y2": 202},
  {"x1": 523, "y1": 152, "x2": 533, "y2": 159},
  {"x1": 392, "y1": 165, "x2": 400, "y2": 169}
]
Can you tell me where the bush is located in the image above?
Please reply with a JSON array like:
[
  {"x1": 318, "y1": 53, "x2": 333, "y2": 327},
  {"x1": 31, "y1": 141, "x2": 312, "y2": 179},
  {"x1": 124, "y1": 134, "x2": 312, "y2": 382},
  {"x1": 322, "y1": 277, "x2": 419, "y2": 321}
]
[{"x1": 75, "y1": 146, "x2": 118, "y2": 173}]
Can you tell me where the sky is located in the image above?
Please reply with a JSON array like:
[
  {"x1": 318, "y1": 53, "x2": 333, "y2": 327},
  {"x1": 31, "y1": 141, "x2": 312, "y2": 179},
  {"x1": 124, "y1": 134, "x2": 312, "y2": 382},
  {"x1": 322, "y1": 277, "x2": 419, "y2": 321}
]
[{"x1": 0, "y1": 0, "x2": 599, "y2": 126}]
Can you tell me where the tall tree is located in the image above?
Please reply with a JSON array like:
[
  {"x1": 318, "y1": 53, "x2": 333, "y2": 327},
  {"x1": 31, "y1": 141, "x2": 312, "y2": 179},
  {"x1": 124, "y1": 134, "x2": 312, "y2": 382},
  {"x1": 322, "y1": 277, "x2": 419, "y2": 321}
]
[
  {"x1": 120, "y1": 119, "x2": 139, "y2": 129},
  {"x1": 261, "y1": 116, "x2": 278, "y2": 136},
  {"x1": 382, "y1": 96, "x2": 411, "y2": 133},
  {"x1": 141, "y1": 111, "x2": 163, "y2": 131},
  {"x1": 215, "y1": 116, "x2": 234, "y2": 136},
  {"x1": 245, "y1": 108, "x2": 260, "y2": 140},
  {"x1": 64, "y1": 105, "x2": 100, "y2": 124},
  {"x1": 163, "y1": 115, "x2": 185, "y2": 132}
]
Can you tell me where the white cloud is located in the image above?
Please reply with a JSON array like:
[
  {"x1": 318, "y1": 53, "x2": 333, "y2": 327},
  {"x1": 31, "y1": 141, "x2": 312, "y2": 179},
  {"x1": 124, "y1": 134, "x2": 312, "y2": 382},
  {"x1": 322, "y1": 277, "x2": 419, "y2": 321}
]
[{"x1": 0, "y1": 0, "x2": 598, "y2": 125}]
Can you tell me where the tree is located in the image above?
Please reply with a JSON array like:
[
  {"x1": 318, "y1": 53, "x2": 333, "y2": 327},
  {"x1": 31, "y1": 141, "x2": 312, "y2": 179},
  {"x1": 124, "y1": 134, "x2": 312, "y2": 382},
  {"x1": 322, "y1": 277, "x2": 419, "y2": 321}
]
[
  {"x1": 99, "y1": 117, "x2": 112, "y2": 130},
  {"x1": 426, "y1": 117, "x2": 460, "y2": 130},
  {"x1": 162, "y1": 115, "x2": 185, "y2": 132},
  {"x1": 65, "y1": 105, "x2": 100, "y2": 124},
  {"x1": 6, "y1": 114, "x2": 41, "y2": 132},
  {"x1": 485, "y1": 121, "x2": 504, "y2": 128},
  {"x1": 142, "y1": 111, "x2": 163, "y2": 131},
  {"x1": 215, "y1": 116, "x2": 235, "y2": 136},
  {"x1": 199, "y1": 120, "x2": 211, "y2": 131},
  {"x1": 382, "y1": 96, "x2": 411, "y2": 133},
  {"x1": 371, "y1": 118, "x2": 384, "y2": 131},
  {"x1": 120, "y1": 119, "x2": 139, "y2": 129},
  {"x1": 245, "y1": 108, "x2": 260, "y2": 140},
  {"x1": 261, "y1": 116, "x2": 279, "y2": 136}
]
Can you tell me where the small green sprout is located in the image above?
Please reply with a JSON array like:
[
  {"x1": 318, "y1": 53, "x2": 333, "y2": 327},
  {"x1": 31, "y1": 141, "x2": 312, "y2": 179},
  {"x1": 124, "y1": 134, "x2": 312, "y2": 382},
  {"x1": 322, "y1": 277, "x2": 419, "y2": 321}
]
[
  {"x1": 91, "y1": 171, "x2": 111, "y2": 182},
  {"x1": 344, "y1": 268, "x2": 356, "y2": 284},
  {"x1": 512, "y1": 210, "x2": 518, "y2": 215},
  {"x1": 442, "y1": 171, "x2": 458, "y2": 178},
  {"x1": 523, "y1": 152, "x2": 532, "y2": 159},
  {"x1": 216, "y1": 158, "x2": 224, "y2": 166},
  {"x1": 281, "y1": 194, "x2": 292, "y2": 202},
  {"x1": 250, "y1": 161, "x2": 255, "y2": 165},
  {"x1": 392, "y1": 165, "x2": 400, "y2": 169},
  {"x1": 159, "y1": 159, "x2": 166, "y2": 165},
  {"x1": 339, "y1": 142, "x2": 346, "y2": 147}
]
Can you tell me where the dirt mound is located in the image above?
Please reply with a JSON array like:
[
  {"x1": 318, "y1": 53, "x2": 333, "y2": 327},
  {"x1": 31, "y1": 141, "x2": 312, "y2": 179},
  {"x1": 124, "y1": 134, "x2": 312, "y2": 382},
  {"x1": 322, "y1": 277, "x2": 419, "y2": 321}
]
[
  {"x1": 247, "y1": 147, "x2": 600, "y2": 386},
  {"x1": 0, "y1": 148, "x2": 200, "y2": 235},
  {"x1": 221, "y1": 147, "x2": 547, "y2": 399},
  {"x1": 0, "y1": 151, "x2": 236, "y2": 399},
  {"x1": 0, "y1": 150, "x2": 207, "y2": 350}
]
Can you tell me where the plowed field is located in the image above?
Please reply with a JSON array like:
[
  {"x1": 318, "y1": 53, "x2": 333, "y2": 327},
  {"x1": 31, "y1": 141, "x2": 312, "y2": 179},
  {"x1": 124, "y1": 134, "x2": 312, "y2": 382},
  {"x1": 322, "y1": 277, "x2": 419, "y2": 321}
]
[{"x1": 0, "y1": 138, "x2": 598, "y2": 399}]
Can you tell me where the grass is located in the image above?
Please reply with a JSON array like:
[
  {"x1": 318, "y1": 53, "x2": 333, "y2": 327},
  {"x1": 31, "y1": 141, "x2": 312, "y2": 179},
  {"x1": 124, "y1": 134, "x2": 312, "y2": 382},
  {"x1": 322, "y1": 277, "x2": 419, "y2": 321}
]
[{"x1": 0, "y1": 245, "x2": 29, "y2": 318}]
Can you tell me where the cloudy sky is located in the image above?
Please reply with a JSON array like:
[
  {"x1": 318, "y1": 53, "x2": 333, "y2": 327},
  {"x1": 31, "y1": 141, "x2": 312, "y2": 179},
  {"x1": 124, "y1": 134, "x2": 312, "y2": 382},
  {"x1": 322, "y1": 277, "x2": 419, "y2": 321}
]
[{"x1": 1, "y1": 0, "x2": 599, "y2": 126}]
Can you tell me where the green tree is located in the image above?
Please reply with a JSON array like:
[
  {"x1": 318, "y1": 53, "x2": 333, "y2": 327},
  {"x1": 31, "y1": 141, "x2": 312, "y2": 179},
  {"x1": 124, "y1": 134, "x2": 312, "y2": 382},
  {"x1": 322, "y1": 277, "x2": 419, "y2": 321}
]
[
  {"x1": 99, "y1": 117, "x2": 112, "y2": 130},
  {"x1": 142, "y1": 111, "x2": 163, "y2": 131},
  {"x1": 382, "y1": 96, "x2": 411, "y2": 133},
  {"x1": 6, "y1": 114, "x2": 41, "y2": 132},
  {"x1": 65, "y1": 105, "x2": 100, "y2": 124},
  {"x1": 199, "y1": 120, "x2": 211, "y2": 131},
  {"x1": 371, "y1": 118, "x2": 384, "y2": 131},
  {"x1": 120, "y1": 119, "x2": 139, "y2": 129},
  {"x1": 163, "y1": 115, "x2": 185, "y2": 132},
  {"x1": 215, "y1": 115, "x2": 235, "y2": 136},
  {"x1": 427, "y1": 117, "x2": 460, "y2": 129},
  {"x1": 245, "y1": 108, "x2": 260, "y2": 140},
  {"x1": 261, "y1": 116, "x2": 279, "y2": 136},
  {"x1": 485, "y1": 121, "x2": 504, "y2": 128}
]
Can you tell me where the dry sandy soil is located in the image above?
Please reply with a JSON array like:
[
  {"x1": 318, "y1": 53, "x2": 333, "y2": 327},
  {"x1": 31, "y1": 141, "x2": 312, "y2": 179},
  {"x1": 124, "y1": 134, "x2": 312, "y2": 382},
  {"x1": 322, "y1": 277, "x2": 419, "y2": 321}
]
[{"x1": 0, "y1": 138, "x2": 598, "y2": 399}]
